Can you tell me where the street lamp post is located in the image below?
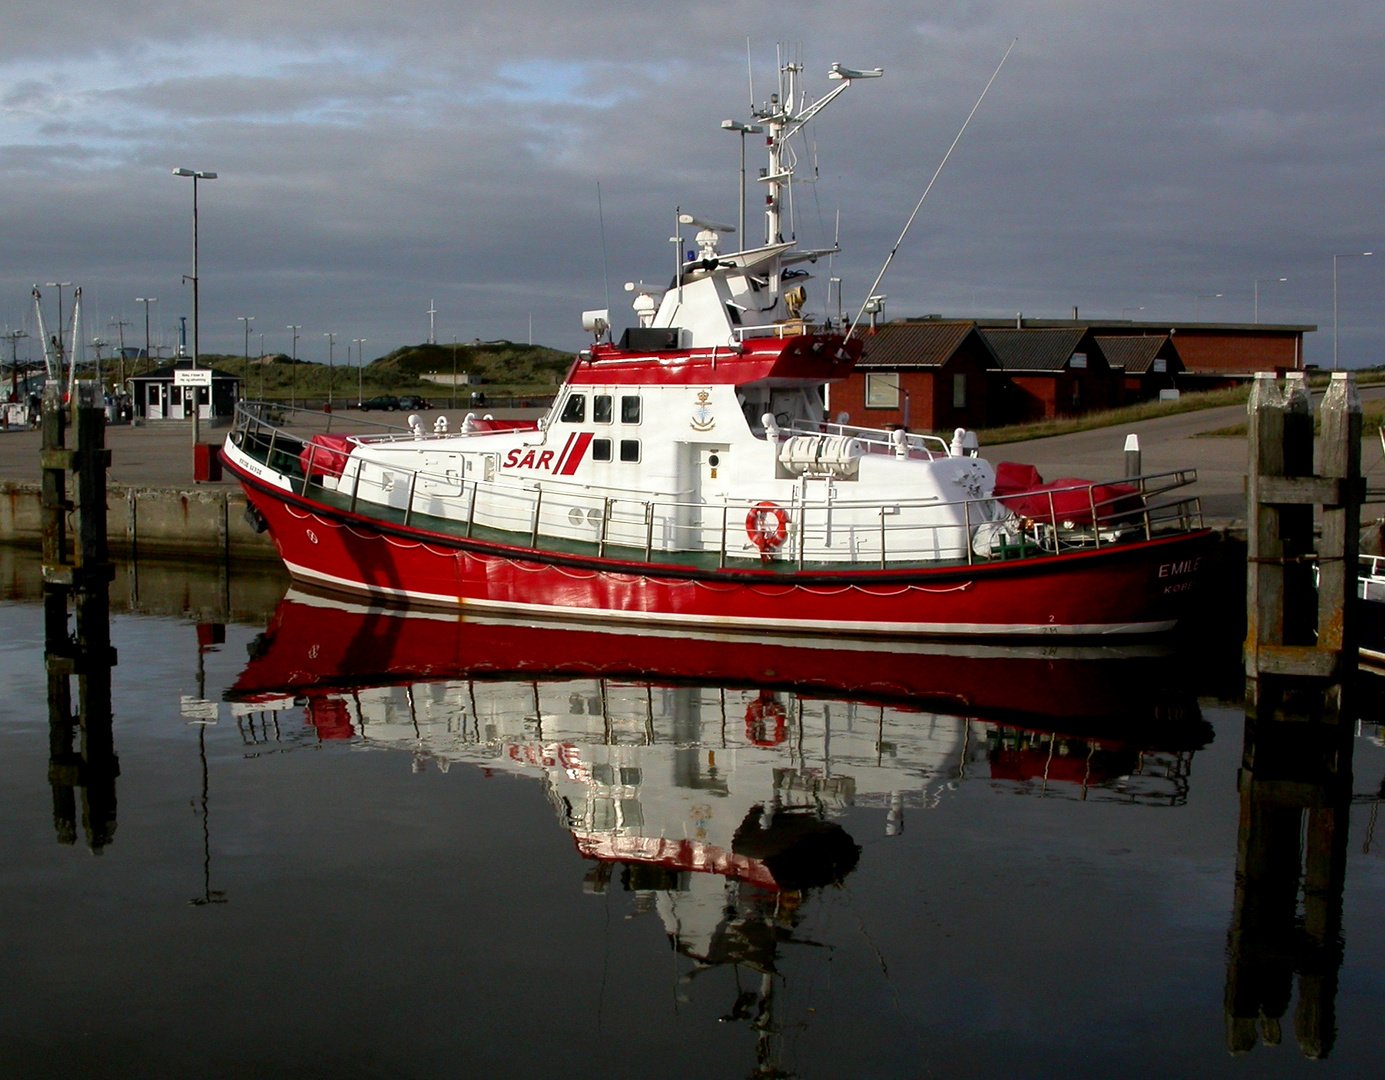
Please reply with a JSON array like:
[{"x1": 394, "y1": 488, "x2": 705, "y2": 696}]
[
  {"x1": 44, "y1": 282, "x2": 73, "y2": 378},
  {"x1": 287, "y1": 325, "x2": 301, "y2": 408},
  {"x1": 237, "y1": 316, "x2": 254, "y2": 404},
  {"x1": 720, "y1": 120, "x2": 765, "y2": 246},
  {"x1": 1194, "y1": 293, "x2": 1223, "y2": 320},
  {"x1": 1333, "y1": 252, "x2": 1373, "y2": 371},
  {"x1": 1253, "y1": 277, "x2": 1287, "y2": 324},
  {"x1": 353, "y1": 339, "x2": 366, "y2": 406},
  {"x1": 173, "y1": 168, "x2": 217, "y2": 448},
  {"x1": 323, "y1": 332, "x2": 336, "y2": 410},
  {"x1": 135, "y1": 297, "x2": 157, "y2": 377}
]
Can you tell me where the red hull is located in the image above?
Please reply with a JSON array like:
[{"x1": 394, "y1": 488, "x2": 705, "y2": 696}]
[
  {"x1": 231, "y1": 589, "x2": 1209, "y2": 737},
  {"x1": 228, "y1": 456, "x2": 1213, "y2": 637}
]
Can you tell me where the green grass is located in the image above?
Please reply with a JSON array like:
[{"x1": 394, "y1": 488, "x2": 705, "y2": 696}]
[
  {"x1": 132, "y1": 342, "x2": 568, "y2": 405},
  {"x1": 1196, "y1": 397, "x2": 1385, "y2": 439},
  {"x1": 975, "y1": 386, "x2": 1251, "y2": 445},
  {"x1": 975, "y1": 372, "x2": 1385, "y2": 445}
]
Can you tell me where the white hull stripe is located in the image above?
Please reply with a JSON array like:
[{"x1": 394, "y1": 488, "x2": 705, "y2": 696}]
[{"x1": 282, "y1": 557, "x2": 1175, "y2": 637}]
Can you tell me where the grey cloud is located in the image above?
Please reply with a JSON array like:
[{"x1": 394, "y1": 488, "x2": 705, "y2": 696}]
[{"x1": 0, "y1": 0, "x2": 1381, "y2": 364}]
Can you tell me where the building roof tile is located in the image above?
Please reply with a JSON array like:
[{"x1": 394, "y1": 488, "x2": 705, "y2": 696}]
[
  {"x1": 1094, "y1": 335, "x2": 1169, "y2": 375},
  {"x1": 980, "y1": 327, "x2": 1090, "y2": 372},
  {"x1": 856, "y1": 320, "x2": 991, "y2": 369}
]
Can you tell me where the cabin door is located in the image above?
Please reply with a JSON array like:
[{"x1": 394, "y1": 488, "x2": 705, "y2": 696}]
[{"x1": 675, "y1": 442, "x2": 730, "y2": 551}]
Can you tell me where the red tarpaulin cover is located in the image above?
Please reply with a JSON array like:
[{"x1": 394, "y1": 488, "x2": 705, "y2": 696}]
[
  {"x1": 998, "y1": 478, "x2": 1143, "y2": 526},
  {"x1": 299, "y1": 434, "x2": 354, "y2": 478}
]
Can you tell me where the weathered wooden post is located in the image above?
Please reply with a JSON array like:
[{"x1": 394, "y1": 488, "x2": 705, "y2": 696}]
[
  {"x1": 1245, "y1": 370, "x2": 1361, "y2": 688},
  {"x1": 72, "y1": 381, "x2": 118, "y2": 850},
  {"x1": 1230, "y1": 370, "x2": 1361, "y2": 1059},
  {"x1": 42, "y1": 381, "x2": 118, "y2": 851},
  {"x1": 1315, "y1": 373, "x2": 1362, "y2": 685},
  {"x1": 41, "y1": 382, "x2": 78, "y2": 843},
  {"x1": 1245, "y1": 372, "x2": 1285, "y2": 671}
]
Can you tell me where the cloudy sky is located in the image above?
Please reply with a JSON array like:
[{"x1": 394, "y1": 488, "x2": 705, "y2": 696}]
[{"x1": 1, "y1": 0, "x2": 1381, "y2": 367}]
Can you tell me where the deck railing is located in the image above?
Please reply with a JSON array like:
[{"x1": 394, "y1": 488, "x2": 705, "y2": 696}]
[{"x1": 229, "y1": 403, "x2": 1203, "y2": 570}]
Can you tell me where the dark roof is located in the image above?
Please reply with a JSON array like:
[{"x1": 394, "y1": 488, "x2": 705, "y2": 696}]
[
  {"x1": 1094, "y1": 335, "x2": 1169, "y2": 375},
  {"x1": 857, "y1": 320, "x2": 992, "y2": 370},
  {"x1": 970, "y1": 317, "x2": 1317, "y2": 334},
  {"x1": 980, "y1": 327, "x2": 1090, "y2": 372},
  {"x1": 130, "y1": 360, "x2": 239, "y2": 381}
]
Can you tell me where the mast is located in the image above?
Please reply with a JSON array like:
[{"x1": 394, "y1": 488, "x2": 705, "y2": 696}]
[{"x1": 750, "y1": 58, "x2": 881, "y2": 250}]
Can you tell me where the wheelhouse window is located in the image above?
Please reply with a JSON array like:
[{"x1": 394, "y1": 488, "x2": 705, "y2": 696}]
[
  {"x1": 591, "y1": 438, "x2": 612, "y2": 462},
  {"x1": 593, "y1": 394, "x2": 613, "y2": 423},
  {"x1": 621, "y1": 395, "x2": 641, "y2": 424},
  {"x1": 560, "y1": 393, "x2": 586, "y2": 423},
  {"x1": 619, "y1": 439, "x2": 640, "y2": 462},
  {"x1": 865, "y1": 373, "x2": 900, "y2": 409}
]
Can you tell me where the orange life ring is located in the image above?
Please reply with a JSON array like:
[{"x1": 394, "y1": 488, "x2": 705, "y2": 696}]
[
  {"x1": 745, "y1": 501, "x2": 789, "y2": 552},
  {"x1": 745, "y1": 692, "x2": 787, "y2": 746}
]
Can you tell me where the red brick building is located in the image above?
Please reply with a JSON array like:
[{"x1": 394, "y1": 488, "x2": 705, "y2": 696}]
[
  {"x1": 981, "y1": 327, "x2": 1114, "y2": 423},
  {"x1": 1094, "y1": 335, "x2": 1181, "y2": 402},
  {"x1": 830, "y1": 316, "x2": 1316, "y2": 432},
  {"x1": 826, "y1": 320, "x2": 993, "y2": 432}
]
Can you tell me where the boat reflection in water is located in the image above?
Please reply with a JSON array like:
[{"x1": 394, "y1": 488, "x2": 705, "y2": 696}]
[{"x1": 228, "y1": 590, "x2": 1212, "y2": 1074}]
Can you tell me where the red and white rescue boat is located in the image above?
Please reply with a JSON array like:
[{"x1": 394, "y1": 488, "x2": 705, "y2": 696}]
[{"x1": 222, "y1": 58, "x2": 1211, "y2": 636}]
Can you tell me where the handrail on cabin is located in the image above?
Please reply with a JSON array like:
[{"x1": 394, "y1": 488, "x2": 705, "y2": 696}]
[{"x1": 228, "y1": 402, "x2": 1202, "y2": 566}]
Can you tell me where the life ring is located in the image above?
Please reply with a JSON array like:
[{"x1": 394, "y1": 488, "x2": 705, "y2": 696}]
[
  {"x1": 745, "y1": 692, "x2": 787, "y2": 747},
  {"x1": 745, "y1": 501, "x2": 789, "y2": 552}
]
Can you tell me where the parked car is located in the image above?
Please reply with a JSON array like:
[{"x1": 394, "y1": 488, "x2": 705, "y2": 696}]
[
  {"x1": 398, "y1": 395, "x2": 432, "y2": 410},
  {"x1": 359, "y1": 395, "x2": 400, "y2": 412}
]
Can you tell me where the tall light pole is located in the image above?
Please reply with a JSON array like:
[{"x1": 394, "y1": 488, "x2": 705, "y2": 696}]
[
  {"x1": 173, "y1": 167, "x2": 217, "y2": 447},
  {"x1": 1194, "y1": 292, "x2": 1223, "y2": 320},
  {"x1": 287, "y1": 325, "x2": 301, "y2": 408},
  {"x1": 1333, "y1": 252, "x2": 1373, "y2": 371},
  {"x1": 108, "y1": 315, "x2": 130, "y2": 396},
  {"x1": 427, "y1": 300, "x2": 437, "y2": 345},
  {"x1": 323, "y1": 332, "x2": 336, "y2": 410},
  {"x1": 1252, "y1": 277, "x2": 1287, "y2": 324},
  {"x1": 45, "y1": 282, "x2": 73, "y2": 377},
  {"x1": 237, "y1": 315, "x2": 254, "y2": 405},
  {"x1": 720, "y1": 120, "x2": 764, "y2": 247},
  {"x1": 135, "y1": 297, "x2": 157, "y2": 376},
  {"x1": 238, "y1": 315, "x2": 254, "y2": 361},
  {"x1": 353, "y1": 338, "x2": 366, "y2": 405}
]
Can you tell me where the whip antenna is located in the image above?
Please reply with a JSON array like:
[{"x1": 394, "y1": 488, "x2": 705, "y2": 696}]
[
  {"x1": 597, "y1": 181, "x2": 611, "y2": 321},
  {"x1": 846, "y1": 38, "x2": 1017, "y2": 342}
]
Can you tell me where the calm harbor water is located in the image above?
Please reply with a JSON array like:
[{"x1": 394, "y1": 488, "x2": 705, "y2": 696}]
[{"x1": 1, "y1": 553, "x2": 1382, "y2": 1079}]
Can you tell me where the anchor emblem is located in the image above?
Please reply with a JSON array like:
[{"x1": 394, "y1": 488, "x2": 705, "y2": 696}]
[{"x1": 689, "y1": 389, "x2": 716, "y2": 432}]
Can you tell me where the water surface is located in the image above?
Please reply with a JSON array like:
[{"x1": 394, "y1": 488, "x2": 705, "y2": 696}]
[{"x1": 1, "y1": 557, "x2": 1381, "y2": 1079}]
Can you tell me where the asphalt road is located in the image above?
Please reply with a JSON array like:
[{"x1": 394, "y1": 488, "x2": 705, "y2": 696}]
[{"x1": 988, "y1": 386, "x2": 1385, "y2": 526}]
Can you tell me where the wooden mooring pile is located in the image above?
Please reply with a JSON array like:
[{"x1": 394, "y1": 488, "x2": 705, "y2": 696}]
[
  {"x1": 41, "y1": 381, "x2": 119, "y2": 851},
  {"x1": 1227, "y1": 370, "x2": 1362, "y2": 1058}
]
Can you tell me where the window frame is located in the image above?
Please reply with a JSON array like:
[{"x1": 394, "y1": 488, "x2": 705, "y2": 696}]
[
  {"x1": 864, "y1": 373, "x2": 900, "y2": 409},
  {"x1": 559, "y1": 393, "x2": 587, "y2": 424}
]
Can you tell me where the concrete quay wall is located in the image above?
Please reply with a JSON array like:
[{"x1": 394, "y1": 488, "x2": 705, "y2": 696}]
[{"x1": 0, "y1": 480, "x2": 279, "y2": 561}]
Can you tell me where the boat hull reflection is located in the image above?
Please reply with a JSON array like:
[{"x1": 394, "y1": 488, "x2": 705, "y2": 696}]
[
  {"x1": 228, "y1": 590, "x2": 1212, "y2": 1072},
  {"x1": 234, "y1": 588, "x2": 1209, "y2": 735}
]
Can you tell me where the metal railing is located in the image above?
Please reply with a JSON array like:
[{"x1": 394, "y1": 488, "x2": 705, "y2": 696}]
[{"x1": 228, "y1": 402, "x2": 1204, "y2": 570}]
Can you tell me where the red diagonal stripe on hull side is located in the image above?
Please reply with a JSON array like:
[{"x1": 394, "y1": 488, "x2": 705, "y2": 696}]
[
  {"x1": 551, "y1": 433, "x2": 577, "y2": 474},
  {"x1": 559, "y1": 432, "x2": 593, "y2": 476}
]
